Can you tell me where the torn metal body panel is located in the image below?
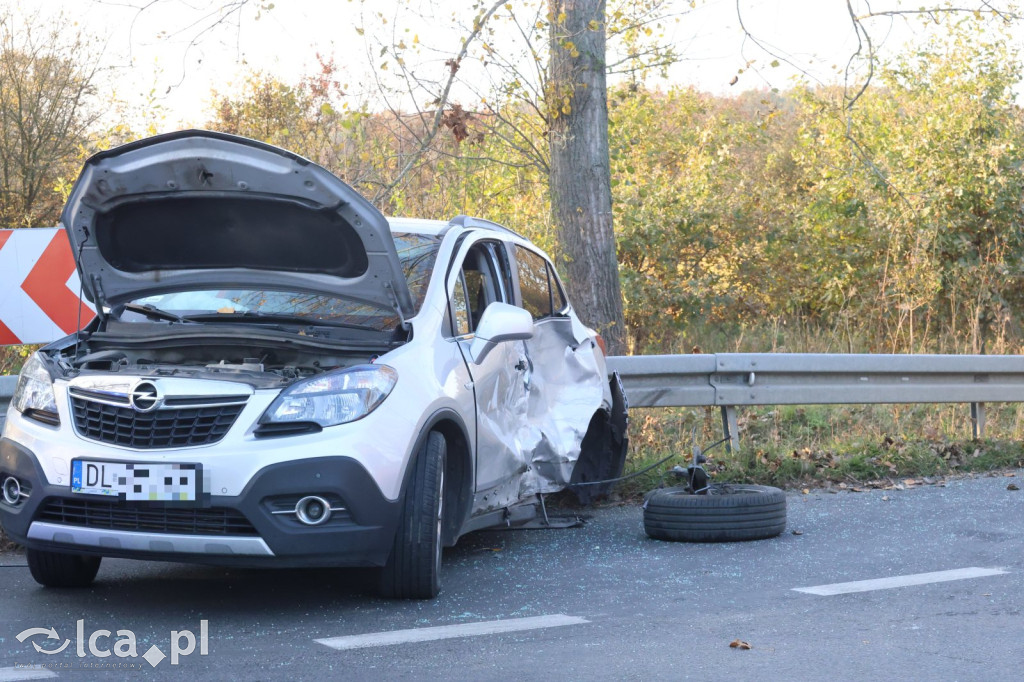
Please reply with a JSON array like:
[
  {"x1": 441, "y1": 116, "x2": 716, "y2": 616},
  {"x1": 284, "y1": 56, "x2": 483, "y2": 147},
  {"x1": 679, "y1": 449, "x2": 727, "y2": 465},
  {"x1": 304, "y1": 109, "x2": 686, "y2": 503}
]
[
  {"x1": 518, "y1": 318, "x2": 609, "y2": 497},
  {"x1": 570, "y1": 372, "x2": 630, "y2": 504},
  {"x1": 446, "y1": 233, "x2": 617, "y2": 515}
]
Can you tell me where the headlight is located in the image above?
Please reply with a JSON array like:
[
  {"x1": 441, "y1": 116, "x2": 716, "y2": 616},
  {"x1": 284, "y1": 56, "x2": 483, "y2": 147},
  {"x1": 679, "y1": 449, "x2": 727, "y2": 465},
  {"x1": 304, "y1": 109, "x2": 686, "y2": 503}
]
[
  {"x1": 12, "y1": 352, "x2": 59, "y2": 425},
  {"x1": 261, "y1": 364, "x2": 398, "y2": 428}
]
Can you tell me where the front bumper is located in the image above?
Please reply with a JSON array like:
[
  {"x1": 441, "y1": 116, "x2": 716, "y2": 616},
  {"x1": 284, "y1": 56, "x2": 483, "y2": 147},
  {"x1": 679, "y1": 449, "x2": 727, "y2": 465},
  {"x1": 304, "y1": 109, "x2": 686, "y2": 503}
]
[{"x1": 0, "y1": 437, "x2": 400, "y2": 568}]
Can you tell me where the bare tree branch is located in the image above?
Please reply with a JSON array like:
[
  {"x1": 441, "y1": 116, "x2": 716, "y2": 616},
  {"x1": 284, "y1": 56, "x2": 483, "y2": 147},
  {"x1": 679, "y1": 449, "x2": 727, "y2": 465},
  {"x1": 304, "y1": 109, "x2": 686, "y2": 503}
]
[
  {"x1": 858, "y1": 4, "x2": 1020, "y2": 21},
  {"x1": 735, "y1": 0, "x2": 827, "y2": 89},
  {"x1": 370, "y1": 0, "x2": 506, "y2": 205},
  {"x1": 843, "y1": 0, "x2": 876, "y2": 110}
]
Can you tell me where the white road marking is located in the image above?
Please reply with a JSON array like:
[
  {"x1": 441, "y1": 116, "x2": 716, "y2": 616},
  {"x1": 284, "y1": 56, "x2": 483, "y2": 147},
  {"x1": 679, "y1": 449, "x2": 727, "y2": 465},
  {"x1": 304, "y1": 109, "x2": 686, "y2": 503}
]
[
  {"x1": 0, "y1": 668, "x2": 57, "y2": 681},
  {"x1": 794, "y1": 567, "x2": 1008, "y2": 596},
  {"x1": 316, "y1": 614, "x2": 589, "y2": 651}
]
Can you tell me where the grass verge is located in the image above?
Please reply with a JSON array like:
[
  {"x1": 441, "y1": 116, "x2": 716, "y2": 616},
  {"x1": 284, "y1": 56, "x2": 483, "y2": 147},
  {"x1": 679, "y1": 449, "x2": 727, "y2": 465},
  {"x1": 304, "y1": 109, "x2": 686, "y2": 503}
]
[{"x1": 611, "y1": 403, "x2": 1024, "y2": 499}]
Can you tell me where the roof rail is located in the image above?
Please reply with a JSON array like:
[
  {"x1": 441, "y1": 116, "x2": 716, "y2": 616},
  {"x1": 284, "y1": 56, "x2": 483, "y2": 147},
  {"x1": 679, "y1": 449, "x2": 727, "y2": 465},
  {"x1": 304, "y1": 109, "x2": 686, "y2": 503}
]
[{"x1": 449, "y1": 214, "x2": 526, "y2": 240}]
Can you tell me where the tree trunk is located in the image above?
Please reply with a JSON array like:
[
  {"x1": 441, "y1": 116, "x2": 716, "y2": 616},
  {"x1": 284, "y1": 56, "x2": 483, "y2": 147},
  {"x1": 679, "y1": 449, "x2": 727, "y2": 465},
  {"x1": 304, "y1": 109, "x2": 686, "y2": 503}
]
[{"x1": 548, "y1": 0, "x2": 627, "y2": 355}]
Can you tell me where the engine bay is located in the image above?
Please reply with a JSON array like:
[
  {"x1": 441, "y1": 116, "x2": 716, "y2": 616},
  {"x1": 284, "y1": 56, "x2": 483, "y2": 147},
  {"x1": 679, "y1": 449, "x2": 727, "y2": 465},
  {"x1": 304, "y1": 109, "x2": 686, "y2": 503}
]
[{"x1": 47, "y1": 334, "x2": 382, "y2": 389}]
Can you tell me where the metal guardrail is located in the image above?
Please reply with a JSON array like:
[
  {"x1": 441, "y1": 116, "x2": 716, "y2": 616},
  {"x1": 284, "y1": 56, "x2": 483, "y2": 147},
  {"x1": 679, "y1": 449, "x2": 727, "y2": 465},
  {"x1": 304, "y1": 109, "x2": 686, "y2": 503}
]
[
  {"x1": 3, "y1": 353, "x2": 1021, "y2": 446},
  {"x1": 606, "y1": 353, "x2": 1024, "y2": 449}
]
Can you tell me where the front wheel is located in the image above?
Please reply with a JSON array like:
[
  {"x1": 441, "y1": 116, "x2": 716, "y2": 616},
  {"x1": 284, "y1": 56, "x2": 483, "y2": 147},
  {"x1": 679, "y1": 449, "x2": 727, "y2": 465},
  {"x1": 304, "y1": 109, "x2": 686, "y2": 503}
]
[
  {"x1": 379, "y1": 431, "x2": 446, "y2": 599},
  {"x1": 26, "y1": 549, "x2": 101, "y2": 587}
]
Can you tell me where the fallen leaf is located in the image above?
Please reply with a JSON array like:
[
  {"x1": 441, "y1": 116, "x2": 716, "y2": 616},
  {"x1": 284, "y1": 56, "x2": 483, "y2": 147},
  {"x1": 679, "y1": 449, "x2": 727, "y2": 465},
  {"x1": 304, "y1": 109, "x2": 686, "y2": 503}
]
[
  {"x1": 791, "y1": 530, "x2": 803, "y2": 535},
  {"x1": 881, "y1": 496, "x2": 890, "y2": 501},
  {"x1": 1004, "y1": 473, "x2": 1016, "y2": 478},
  {"x1": 903, "y1": 479, "x2": 916, "y2": 486},
  {"x1": 730, "y1": 639, "x2": 752, "y2": 650},
  {"x1": 1008, "y1": 483, "x2": 1020, "y2": 491},
  {"x1": 802, "y1": 488, "x2": 809, "y2": 495}
]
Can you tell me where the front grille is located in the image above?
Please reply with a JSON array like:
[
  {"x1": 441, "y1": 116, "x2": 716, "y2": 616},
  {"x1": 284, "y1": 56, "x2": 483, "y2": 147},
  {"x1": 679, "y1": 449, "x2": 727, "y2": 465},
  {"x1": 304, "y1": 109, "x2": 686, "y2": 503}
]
[
  {"x1": 70, "y1": 398, "x2": 245, "y2": 449},
  {"x1": 37, "y1": 498, "x2": 257, "y2": 536}
]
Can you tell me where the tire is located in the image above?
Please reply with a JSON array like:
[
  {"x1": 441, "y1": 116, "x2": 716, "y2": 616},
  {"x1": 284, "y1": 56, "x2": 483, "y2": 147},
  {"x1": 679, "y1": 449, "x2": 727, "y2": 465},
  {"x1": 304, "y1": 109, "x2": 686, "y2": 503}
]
[
  {"x1": 643, "y1": 484, "x2": 786, "y2": 542},
  {"x1": 379, "y1": 431, "x2": 446, "y2": 599},
  {"x1": 26, "y1": 549, "x2": 101, "y2": 587}
]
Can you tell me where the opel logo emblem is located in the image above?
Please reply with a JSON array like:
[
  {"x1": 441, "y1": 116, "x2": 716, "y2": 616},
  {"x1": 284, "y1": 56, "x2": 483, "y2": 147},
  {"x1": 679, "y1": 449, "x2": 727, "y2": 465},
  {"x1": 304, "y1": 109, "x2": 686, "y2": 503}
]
[{"x1": 129, "y1": 381, "x2": 162, "y2": 412}]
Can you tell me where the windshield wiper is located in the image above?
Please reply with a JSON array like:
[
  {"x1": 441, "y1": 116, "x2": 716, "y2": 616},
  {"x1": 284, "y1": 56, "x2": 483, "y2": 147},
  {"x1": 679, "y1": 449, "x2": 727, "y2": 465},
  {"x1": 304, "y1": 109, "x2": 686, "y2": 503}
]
[
  {"x1": 120, "y1": 303, "x2": 186, "y2": 323},
  {"x1": 183, "y1": 311, "x2": 383, "y2": 331}
]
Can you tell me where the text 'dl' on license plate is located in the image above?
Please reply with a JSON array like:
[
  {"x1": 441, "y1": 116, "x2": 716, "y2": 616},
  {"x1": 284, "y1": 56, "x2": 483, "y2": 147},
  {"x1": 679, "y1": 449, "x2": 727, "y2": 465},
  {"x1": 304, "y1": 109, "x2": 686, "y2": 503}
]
[{"x1": 71, "y1": 460, "x2": 200, "y2": 502}]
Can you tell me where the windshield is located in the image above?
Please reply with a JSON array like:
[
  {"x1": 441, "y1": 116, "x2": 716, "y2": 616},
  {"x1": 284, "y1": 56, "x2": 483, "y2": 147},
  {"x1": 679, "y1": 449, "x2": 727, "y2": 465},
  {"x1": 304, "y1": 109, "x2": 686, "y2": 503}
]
[{"x1": 120, "y1": 232, "x2": 442, "y2": 331}]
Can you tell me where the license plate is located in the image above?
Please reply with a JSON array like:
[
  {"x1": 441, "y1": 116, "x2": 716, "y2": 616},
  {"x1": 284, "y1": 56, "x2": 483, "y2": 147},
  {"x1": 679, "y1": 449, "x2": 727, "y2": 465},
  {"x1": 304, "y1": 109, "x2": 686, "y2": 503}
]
[{"x1": 71, "y1": 460, "x2": 200, "y2": 502}]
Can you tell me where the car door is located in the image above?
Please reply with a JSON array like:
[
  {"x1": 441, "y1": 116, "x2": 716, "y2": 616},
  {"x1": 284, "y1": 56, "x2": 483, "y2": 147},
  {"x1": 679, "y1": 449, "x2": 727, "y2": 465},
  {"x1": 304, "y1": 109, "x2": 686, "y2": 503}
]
[
  {"x1": 511, "y1": 245, "x2": 606, "y2": 495},
  {"x1": 446, "y1": 238, "x2": 531, "y2": 512}
]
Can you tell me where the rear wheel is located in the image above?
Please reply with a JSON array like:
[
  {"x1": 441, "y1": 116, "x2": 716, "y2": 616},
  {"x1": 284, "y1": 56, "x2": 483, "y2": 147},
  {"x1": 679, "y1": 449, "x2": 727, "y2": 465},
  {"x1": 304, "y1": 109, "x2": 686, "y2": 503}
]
[
  {"x1": 26, "y1": 549, "x2": 101, "y2": 587},
  {"x1": 379, "y1": 431, "x2": 446, "y2": 599},
  {"x1": 643, "y1": 484, "x2": 786, "y2": 542}
]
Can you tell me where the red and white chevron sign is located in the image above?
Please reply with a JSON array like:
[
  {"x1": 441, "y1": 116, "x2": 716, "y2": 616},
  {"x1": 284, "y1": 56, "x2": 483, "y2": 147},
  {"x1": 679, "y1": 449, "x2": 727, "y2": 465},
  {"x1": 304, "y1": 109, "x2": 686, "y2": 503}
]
[{"x1": 0, "y1": 228, "x2": 95, "y2": 345}]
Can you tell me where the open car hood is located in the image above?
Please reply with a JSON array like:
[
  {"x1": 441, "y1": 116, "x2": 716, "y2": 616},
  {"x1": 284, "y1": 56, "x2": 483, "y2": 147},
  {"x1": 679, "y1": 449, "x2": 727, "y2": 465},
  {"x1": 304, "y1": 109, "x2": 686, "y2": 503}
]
[{"x1": 61, "y1": 130, "x2": 414, "y2": 319}]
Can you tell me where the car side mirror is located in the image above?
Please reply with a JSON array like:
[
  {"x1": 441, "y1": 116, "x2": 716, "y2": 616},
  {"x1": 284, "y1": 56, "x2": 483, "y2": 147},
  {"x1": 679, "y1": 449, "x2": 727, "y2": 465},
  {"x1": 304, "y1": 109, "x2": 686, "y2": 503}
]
[{"x1": 469, "y1": 302, "x2": 534, "y2": 365}]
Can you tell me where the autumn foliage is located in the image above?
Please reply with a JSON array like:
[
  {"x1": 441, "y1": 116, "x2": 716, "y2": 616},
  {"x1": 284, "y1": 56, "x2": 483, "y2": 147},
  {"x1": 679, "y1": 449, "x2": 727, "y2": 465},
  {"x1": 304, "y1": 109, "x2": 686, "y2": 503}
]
[
  {"x1": 3, "y1": 18, "x2": 1024, "y2": 360},
  {"x1": 198, "y1": 23, "x2": 1024, "y2": 357}
]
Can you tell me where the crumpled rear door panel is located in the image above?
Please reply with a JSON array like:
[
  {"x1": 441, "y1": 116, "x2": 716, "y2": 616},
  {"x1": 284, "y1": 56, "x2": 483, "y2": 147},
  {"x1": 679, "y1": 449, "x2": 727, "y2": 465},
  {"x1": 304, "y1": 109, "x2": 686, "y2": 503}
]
[{"x1": 516, "y1": 317, "x2": 606, "y2": 497}]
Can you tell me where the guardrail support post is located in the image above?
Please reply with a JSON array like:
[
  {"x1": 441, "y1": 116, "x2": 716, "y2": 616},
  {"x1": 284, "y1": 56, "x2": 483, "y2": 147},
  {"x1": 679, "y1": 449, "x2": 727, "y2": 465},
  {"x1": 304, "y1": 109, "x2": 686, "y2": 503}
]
[
  {"x1": 970, "y1": 402, "x2": 986, "y2": 440},
  {"x1": 720, "y1": 405, "x2": 740, "y2": 453}
]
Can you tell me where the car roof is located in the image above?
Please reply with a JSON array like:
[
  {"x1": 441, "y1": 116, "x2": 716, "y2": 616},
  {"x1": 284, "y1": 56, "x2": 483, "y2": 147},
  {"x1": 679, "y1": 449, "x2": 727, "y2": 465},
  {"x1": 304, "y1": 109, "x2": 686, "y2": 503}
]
[
  {"x1": 387, "y1": 215, "x2": 527, "y2": 242},
  {"x1": 386, "y1": 217, "x2": 450, "y2": 236}
]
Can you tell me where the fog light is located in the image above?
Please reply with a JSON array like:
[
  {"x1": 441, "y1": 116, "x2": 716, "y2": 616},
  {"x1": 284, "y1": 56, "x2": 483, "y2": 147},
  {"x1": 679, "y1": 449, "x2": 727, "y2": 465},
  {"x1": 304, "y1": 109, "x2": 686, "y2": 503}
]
[
  {"x1": 295, "y1": 496, "x2": 331, "y2": 526},
  {"x1": 2, "y1": 477, "x2": 21, "y2": 505}
]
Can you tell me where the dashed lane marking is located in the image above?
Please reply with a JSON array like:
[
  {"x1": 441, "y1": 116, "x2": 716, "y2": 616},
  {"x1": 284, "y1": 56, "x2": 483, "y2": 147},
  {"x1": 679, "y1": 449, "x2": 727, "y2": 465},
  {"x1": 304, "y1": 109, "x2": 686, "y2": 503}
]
[
  {"x1": 793, "y1": 567, "x2": 1008, "y2": 596},
  {"x1": 316, "y1": 614, "x2": 590, "y2": 651}
]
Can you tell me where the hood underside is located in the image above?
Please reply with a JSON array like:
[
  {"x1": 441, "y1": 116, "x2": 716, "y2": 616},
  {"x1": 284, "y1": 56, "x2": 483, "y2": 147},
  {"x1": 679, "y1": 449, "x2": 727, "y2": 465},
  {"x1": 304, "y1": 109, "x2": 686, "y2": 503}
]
[{"x1": 61, "y1": 130, "x2": 414, "y2": 318}]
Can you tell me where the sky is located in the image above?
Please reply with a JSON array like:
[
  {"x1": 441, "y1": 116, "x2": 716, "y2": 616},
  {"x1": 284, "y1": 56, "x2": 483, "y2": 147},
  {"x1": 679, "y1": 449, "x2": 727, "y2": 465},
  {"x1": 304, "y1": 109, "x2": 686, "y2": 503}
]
[{"x1": 5, "y1": 0, "x2": 1007, "y2": 132}]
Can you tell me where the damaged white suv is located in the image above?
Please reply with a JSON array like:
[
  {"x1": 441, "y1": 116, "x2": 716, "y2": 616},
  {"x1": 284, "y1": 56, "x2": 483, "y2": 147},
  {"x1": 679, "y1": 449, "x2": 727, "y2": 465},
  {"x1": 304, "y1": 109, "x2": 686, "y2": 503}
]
[{"x1": 0, "y1": 131, "x2": 627, "y2": 598}]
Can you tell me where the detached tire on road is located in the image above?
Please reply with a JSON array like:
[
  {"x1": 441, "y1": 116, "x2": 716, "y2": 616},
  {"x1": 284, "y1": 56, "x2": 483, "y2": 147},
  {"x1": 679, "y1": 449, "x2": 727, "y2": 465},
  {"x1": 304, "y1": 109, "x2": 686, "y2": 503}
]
[{"x1": 643, "y1": 485, "x2": 787, "y2": 542}]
